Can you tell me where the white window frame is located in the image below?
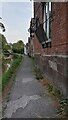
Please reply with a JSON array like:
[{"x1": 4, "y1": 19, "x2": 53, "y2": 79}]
[{"x1": 44, "y1": 2, "x2": 51, "y2": 42}]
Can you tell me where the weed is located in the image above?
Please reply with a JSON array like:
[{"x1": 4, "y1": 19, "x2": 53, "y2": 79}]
[
  {"x1": 34, "y1": 65, "x2": 43, "y2": 80},
  {"x1": 48, "y1": 84, "x2": 53, "y2": 93},
  {"x1": 31, "y1": 57, "x2": 68, "y2": 117},
  {"x1": 31, "y1": 57, "x2": 43, "y2": 80},
  {"x1": 57, "y1": 98, "x2": 68, "y2": 117},
  {"x1": 52, "y1": 87, "x2": 63, "y2": 99},
  {"x1": 47, "y1": 83, "x2": 67, "y2": 117}
]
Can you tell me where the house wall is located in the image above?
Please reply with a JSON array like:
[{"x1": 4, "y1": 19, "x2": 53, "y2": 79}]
[
  {"x1": 33, "y1": 2, "x2": 68, "y2": 96},
  {"x1": 33, "y1": 2, "x2": 44, "y2": 62}
]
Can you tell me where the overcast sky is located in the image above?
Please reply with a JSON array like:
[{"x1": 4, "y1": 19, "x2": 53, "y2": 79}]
[{"x1": 0, "y1": 1, "x2": 33, "y2": 44}]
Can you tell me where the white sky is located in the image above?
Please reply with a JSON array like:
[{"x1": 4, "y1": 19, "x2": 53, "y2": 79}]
[{"x1": 0, "y1": 0, "x2": 33, "y2": 44}]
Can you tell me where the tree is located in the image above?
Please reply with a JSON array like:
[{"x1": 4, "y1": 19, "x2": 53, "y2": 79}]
[
  {"x1": 12, "y1": 40, "x2": 24, "y2": 54},
  {"x1": 0, "y1": 17, "x2": 6, "y2": 32},
  {"x1": 0, "y1": 34, "x2": 11, "y2": 53},
  {"x1": 3, "y1": 44, "x2": 11, "y2": 52},
  {"x1": 0, "y1": 22, "x2": 5, "y2": 32},
  {"x1": 0, "y1": 34, "x2": 7, "y2": 50}
]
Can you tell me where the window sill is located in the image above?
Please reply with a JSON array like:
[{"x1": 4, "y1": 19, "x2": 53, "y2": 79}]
[
  {"x1": 42, "y1": 39, "x2": 51, "y2": 48},
  {"x1": 46, "y1": 39, "x2": 51, "y2": 43}
]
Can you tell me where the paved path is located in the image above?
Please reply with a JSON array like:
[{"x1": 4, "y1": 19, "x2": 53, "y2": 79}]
[{"x1": 3, "y1": 56, "x2": 58, "y2": 118}]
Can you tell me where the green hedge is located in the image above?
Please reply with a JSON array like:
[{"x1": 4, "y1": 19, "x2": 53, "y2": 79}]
[{"x1": 2, "y1": 55, "x2": 23, "y2": 91}]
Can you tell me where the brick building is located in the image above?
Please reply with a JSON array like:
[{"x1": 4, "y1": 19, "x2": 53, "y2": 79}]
[{"x1": 29, "y1": 2, "x2": 68, "y2": 96}]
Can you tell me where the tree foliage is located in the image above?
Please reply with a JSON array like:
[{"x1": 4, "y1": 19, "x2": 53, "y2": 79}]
[
  {"x1": 12, "y1": 40, "x2": 24, "y2": 54},
  {"x1": 0, "y1": 22, "x2": 6, "y2": 32},
  {"x1": 0, "y1": 34, "x2": 24, "y2": 54},
  {"x1": 0, "y1": 34, "x2": 11, "y2": 53}
]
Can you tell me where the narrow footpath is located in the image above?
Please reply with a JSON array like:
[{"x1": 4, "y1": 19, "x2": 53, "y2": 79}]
[{"x1": 3, "y1": 56, "x2": 58, "y2": 118}]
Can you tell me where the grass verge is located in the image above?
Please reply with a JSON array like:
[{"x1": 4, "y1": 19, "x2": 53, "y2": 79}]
[{"x1": 2, "y1": 55, "x2": 23, "y2": 91}]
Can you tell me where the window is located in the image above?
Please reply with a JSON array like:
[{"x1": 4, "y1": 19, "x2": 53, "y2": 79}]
[{"x1": 44, "y1": 2, "x2": 52, "y2": 40}]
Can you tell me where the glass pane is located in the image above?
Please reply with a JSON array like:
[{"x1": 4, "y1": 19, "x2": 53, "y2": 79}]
[
  {"x1": 49, "y1": 2, "x2": 51, "y2": 11},
  {"x1": 46, "y1": 4, "x2": 47, "y2": 13}
]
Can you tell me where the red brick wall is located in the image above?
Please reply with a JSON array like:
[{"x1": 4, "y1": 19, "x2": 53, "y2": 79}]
[
  {"x1": 33, "y1": 34, "x2": 41, "y2": 54},
  {"x1": 51, "y1": 2, "x2": 67, "y2": 55},
  {"x1": 34, "y1": 2, "x2": 68, "y2": 55},
  {"x1": 33, "y1": 2, "x2": 68, "y2": 95},
  {"x1": 33, "y1": 2, "x2": 43, "y2": 54},
  {"x1": 66, "y1": 2, "x2": 68, "y2": 54},
  {"x1": 43, "y1": 2, "x2": 67, "y2": 55},
  {"x1": 34, "y1": 2, "x2": 43, "y2": 23}
]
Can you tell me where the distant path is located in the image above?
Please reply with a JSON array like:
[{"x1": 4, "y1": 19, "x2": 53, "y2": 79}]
[{"x1": 3, "y1": 55, "x2": 58, "y2": 118}]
